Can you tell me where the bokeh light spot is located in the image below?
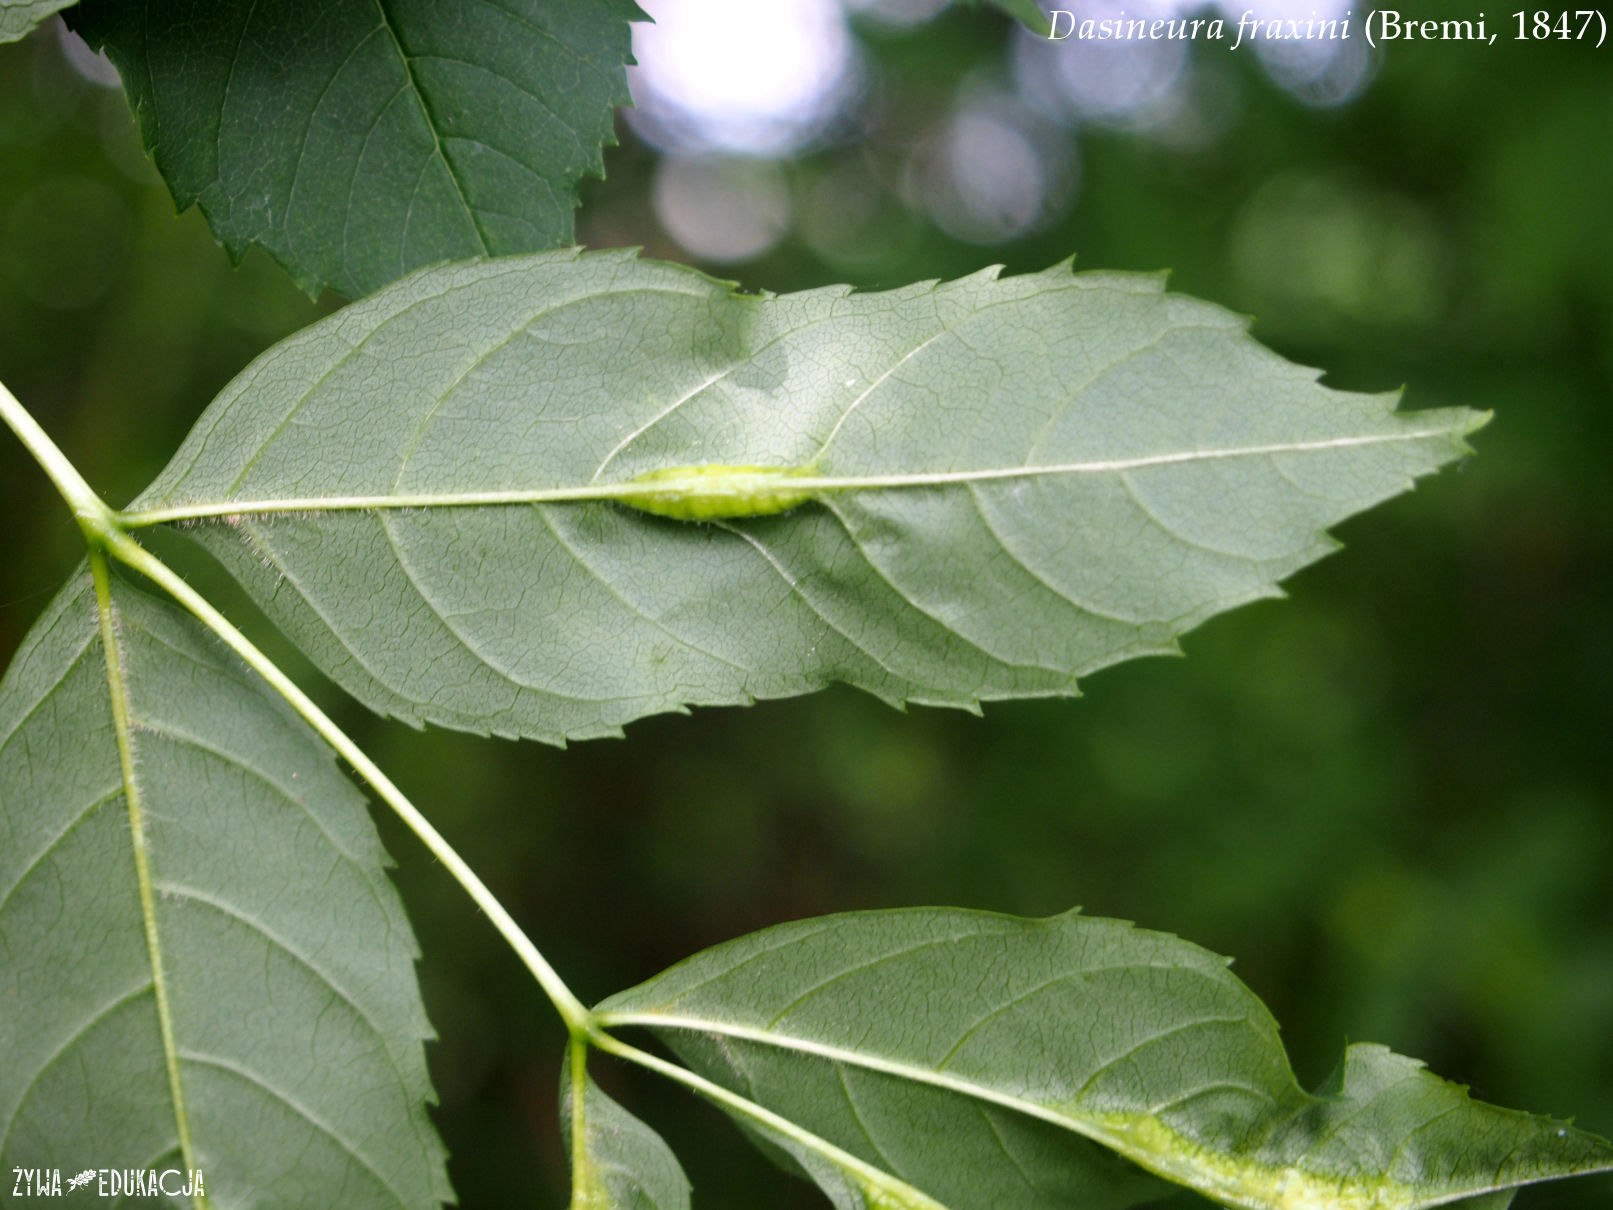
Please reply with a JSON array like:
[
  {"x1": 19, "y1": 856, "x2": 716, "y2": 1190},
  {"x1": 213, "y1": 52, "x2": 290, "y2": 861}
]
[
  {"x1": 843, "y1": 0, "x2": 952, "y2": 30},
  {"x1": 57, "y1": 21, "x2": 121, "y2": 89},
  {"x1": 630, "y1": 0, "x2": 858, "y2": 156},
  {"x1": 1015, "y1": 0, "x2": 1191, "y2": 127},
  {"x1": 653, "y1": 156, "x2": 792, "y2": 262},
  {"x1": 906, "y1": 86, "x2": 1074, "y2": 245}
]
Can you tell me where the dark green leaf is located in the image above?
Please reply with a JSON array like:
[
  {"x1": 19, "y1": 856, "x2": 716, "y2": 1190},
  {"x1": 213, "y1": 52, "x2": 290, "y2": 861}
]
[
  {"x1": 67, "y1": 0, "x2": 642, "y2": 297},
  {"x1": 976, "y1": 0, "x2": 1052, "y2": 35}
]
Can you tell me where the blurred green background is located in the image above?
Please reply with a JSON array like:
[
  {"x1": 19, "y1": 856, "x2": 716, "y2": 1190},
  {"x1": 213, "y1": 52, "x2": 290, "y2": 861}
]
[{"x1": 2, "y1": 2, "x2": 1610, "y2": 1205}]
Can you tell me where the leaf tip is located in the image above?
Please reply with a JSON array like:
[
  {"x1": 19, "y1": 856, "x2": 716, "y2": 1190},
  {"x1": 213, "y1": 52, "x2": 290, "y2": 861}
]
[{"x1": 1460, "y1": 407, "x2": 1497, "y2": 441}]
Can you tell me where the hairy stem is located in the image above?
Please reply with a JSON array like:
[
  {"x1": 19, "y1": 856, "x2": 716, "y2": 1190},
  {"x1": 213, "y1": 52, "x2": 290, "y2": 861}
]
[
  {"x1": 568, "y1": 1032, "x2": 590, "y2": 1203},
  {"x1": 105, "y1": 529, "x2": 594, "y2": 1033},
  {"x1": 0, "y1": 375, "x2": 115, "y2": 534},
  {"x1": 8, "y1": 373, "x2": 912, "y2": 1196}
]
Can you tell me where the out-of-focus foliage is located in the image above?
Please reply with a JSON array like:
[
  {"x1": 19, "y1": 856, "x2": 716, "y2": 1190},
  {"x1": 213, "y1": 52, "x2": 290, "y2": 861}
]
[{"x1": 2, "y1": 5, "x2": 1610, "y2": 1208}]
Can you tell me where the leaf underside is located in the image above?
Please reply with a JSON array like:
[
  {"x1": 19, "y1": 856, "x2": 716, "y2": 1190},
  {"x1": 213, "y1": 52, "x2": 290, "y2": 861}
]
[
  {"x1": 0, "y1": 569, "x2": 448, "y2": 1207},
  {"x1": 700, "y1": 1035, "x2": 1168, "y2": 1210},
  {"x1": 560, "y1": 1053, "x2": 691, "y2": 1210},
  {"x1": 0, "y1": 0, "x2": 74, "y2": 43},
  {"x1": 596, "y1": 908, "x2": 1613, "y2": 1210},
  {"x1": 67, "y1": 0, "x2": 643, "y2": 299},
  {"x1": 129, "y1": 249, "x2": 1485, "y2": 746}
]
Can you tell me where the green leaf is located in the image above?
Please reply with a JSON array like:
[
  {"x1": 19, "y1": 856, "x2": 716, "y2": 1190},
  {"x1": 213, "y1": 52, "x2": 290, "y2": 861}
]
[
  {"x1": 595, "y1": 908, "x2": 1613, "y2": 1210},
  {"x1": 700, "y1": 1099, "x2": 955, "y2": 1210},
  {"x1": 656, "y1": 1027, "x2": 1167, "y2": 1210},
  {"x1": 560, "y1": 1049, "x2": 690, "y2": 1210},
  {"x1": 124, "y1": 249, "x2": 1485, "y2": 744},
  {"x1": 975, "y1": 0, "x2": 1052, "y2": 35},
  {"x1": 1, "y1": 0, "x2": 75, "y2": 43},
  {"x1": 66, "y1": 0, "x2": 642, "y2": 298},
  {"x1": 586, "y1": 1038, "x2": 962, "y2": 1210},
  {"x1": 0, "y1": 565, "x2": 448, "y2": 1207}
]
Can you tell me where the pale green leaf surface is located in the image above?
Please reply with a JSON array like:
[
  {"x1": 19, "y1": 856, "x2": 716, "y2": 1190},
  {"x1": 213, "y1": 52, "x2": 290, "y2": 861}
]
[
  {"x1": 0, "y1": 569, "x2": 449, "y2": 1207},
  {"x1": 595, "y1": 908, "x2": 1613, "y2": 1210},
  {"x1": 0, "y1": 0, "x2": 73, "y2": 43},
  {"x1": 66, "y1": 0, "x2": 642, "y2": 298},
  {"x1": 128, "y1": 249, "x2": 1484, "y2": 744},
  {"x1": 559, "y1": 1054, "x2": 690, "y2": 1210}
]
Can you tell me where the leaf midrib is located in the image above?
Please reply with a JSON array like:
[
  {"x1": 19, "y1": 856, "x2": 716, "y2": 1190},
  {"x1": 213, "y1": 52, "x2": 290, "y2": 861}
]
[
  {"x1": 120, "y1": 426, "x2": 1472, "y2": 527},
  {"x1": 89, "y1": 556, "x2": 204, "y2": 1208},
  {"x1": 595, "y1": 1010, "x2": 1517, "y2": 1210},
  {"x1": 372, "y1": 0, "x2": 492, "y2": 256},
  {"x1": 596, "y1": 1007, "x2": 1238, "y2": 1159}
]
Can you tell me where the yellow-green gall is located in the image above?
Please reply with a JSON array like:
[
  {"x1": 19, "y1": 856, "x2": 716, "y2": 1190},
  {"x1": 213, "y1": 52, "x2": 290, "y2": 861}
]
[{"x1": 618, "y1": 464, "x2": 817, "y2": 521}]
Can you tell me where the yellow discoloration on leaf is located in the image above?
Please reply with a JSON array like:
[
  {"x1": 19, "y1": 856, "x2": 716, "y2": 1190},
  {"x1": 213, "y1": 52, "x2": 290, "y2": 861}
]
[
  {"x1": 619, "y1": 464, "x2": 818, "y2": 521},
  {"x1": 859, "y1": 1171, "x2": 950, "y2": 1210},
  {"x1": 1094, "y1": 1113, "x2": 1460, "y2": 1210}
]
